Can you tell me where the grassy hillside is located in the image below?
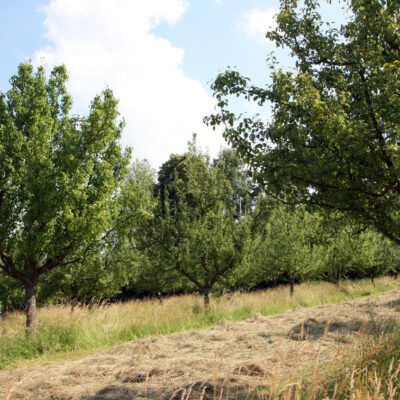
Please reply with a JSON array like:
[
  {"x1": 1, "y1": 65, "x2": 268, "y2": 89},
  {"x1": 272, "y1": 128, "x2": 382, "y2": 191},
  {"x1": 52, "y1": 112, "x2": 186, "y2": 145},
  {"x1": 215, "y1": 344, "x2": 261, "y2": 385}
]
[{"x1": 0, "y1": 277, "x2": 398, "y2": 371}]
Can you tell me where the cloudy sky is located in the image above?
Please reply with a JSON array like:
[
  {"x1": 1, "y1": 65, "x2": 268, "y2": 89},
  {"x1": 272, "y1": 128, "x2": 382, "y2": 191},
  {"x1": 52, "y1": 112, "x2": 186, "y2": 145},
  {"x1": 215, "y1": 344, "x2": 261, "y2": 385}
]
[{"x1": 0, "y1": 0, "x2": 342, "y2": 168}]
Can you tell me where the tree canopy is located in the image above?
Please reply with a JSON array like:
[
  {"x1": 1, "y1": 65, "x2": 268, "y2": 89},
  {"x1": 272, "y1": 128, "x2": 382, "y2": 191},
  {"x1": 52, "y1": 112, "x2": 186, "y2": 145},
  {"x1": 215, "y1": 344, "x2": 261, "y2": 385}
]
[
  {"x1": 206, "y1": 0, "x2": 400, "y2": 244},
  {"x1": 143, "y1": 149, "x2": 252, "y2": 308},
  {"x1": 0, "y1": 63, "x2": 130, "y2": 330}
]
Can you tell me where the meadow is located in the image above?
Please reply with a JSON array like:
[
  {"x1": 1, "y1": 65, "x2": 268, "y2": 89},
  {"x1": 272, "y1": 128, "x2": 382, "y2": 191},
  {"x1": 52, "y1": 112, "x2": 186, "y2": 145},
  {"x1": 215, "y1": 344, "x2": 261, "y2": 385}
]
[{"x1": 0, "y1": 277, "x2": 398, "y2": 372}]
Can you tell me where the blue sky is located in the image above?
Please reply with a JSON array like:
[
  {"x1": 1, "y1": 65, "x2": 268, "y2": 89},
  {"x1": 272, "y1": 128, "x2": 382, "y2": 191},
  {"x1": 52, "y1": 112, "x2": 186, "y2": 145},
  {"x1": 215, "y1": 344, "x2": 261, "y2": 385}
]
[{"x1": 0, "y1": 0, "x2": 344, "y2": 167}]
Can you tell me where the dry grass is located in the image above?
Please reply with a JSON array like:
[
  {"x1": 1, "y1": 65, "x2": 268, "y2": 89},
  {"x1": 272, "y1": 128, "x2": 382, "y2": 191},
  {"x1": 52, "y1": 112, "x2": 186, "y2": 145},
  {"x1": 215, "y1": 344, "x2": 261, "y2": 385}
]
[
  {"x1": 1, "y1": 277, "x2": 396, "y2": 343},
  {"x1": 0, "y1": 277, "x2": 400, "y2": 399}
]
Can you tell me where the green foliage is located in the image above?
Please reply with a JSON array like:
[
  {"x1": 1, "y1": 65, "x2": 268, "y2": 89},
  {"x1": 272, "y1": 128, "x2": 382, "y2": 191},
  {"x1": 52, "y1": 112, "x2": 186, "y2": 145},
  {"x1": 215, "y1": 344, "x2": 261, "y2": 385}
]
[
  {"x1": 37, "y1": 159, "x2": 157, "y2": 304},
  {"x1": 0, "y1": 63, "x2": 130, "y2": 328},
  {"x1": 215, "y1": 148, "x2": 254, "y2": 217},
  {"x1": 351, "y1": 230, "x2": 399, "y2": 281},
  {"x1": 143, "y1": 147, "x2": 252, "y2": 306},
  {"x1": 252, "y1": 204, "x2": 319, "y2": 293},
  {"x1": 312, "y1": 214, "x2": 399, "y2": 284},
  {"x1": 0, "y1": 271, "x2": 24, "y2": 312},
  {"x1": 206, "y1": 0, "x2": 400, "y2": 244}
]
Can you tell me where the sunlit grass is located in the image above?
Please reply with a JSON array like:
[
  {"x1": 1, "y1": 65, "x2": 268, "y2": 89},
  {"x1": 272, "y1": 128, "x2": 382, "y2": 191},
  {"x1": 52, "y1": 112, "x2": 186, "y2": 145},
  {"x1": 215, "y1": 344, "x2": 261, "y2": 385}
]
[
  {"x1": 259, "y1": 322, "x2": 400, "y2": 400},
  {"x1": 0, "y1": 276, "x2": 398, "y2": 370}
]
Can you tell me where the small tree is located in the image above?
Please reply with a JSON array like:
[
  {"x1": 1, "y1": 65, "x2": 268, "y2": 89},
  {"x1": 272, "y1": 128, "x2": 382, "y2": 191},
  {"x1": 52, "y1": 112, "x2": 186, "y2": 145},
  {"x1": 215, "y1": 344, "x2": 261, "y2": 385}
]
[
  {"x1": 315, "y1": 225, "x2": 358, "y2": 286},
  {"x1": 0, "y1": 64, "x2": 130, "y2": 331},
  {"x1": 352, "y1": 230, "x2": 398, "y2": 286},
  {"x1": 253, "y1": 204, "x2": 317, "y2": 296}
]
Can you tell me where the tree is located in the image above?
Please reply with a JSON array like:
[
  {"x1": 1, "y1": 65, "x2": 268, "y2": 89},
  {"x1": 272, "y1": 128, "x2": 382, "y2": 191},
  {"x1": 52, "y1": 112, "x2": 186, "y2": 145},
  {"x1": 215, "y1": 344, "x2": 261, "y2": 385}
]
[
  {"x1": 351, "y1": 230, "x2": 398, "y2": 286},
  {"x1": 252, "y1": 204, "x2": 318, "y2": 296},
  {"x1": 206, "y1": 0, "x2": 400, "y2": 244},
  {"x1": 215, "y1": 149, "x2": 254, "y2": 218},
  {"x1": 144, "y1": 150, "x2": 252, "y2": 309},
  {"x1": 314, "y1": 222, "x2": 359, "y2": 286},
  {"x1": 38, "y1": 160, "x2": 156, "y2": 307},
  {"x1": 0, "y1": 64, "x2": 130, "y2": 331}
]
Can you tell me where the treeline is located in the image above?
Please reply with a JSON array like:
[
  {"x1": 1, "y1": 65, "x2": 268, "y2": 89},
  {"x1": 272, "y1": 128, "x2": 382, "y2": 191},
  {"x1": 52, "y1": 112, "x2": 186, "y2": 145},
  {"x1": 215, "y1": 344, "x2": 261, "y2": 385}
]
[{"x1": 1, "y1": 140, "x2": 398, "y2": 313}]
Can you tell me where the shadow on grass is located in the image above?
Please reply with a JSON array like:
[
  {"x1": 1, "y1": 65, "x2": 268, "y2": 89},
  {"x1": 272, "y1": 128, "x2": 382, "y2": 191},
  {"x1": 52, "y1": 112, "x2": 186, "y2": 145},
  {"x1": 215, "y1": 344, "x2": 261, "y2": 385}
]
[
  {"x1": 287, "y1": 315, "x2": 396, "y2": 342},
  {"x1": 77, "y1": 380, "x2": 255, "y2": 400}
]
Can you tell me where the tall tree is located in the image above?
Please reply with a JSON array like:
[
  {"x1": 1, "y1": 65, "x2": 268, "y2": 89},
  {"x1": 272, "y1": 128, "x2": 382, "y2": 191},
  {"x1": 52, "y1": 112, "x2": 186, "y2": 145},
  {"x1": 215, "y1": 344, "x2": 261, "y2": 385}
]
[
  {"x1": 215, "y1": 149, "x2": 253, "y2": 218},
  {"x1": 206, "y1": 0, "x2": 400, "y2": 244},
  {"x1": 0, "y1": 64, "x2": 130, "y2": 331}
]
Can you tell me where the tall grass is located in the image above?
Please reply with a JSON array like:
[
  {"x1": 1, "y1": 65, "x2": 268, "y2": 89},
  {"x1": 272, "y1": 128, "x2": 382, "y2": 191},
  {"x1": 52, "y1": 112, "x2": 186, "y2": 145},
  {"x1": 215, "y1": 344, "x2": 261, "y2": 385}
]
[{"x1": 0, "y1": 277, "x2": 398, "y2": 371}]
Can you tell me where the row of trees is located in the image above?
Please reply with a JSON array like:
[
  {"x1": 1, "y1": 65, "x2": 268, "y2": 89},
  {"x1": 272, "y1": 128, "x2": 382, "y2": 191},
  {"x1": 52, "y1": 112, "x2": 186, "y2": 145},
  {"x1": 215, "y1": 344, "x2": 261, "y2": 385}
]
[
  {"x1": 2, "y1": 0, "x2": 400, "y2": 331},
  {"x1": 2, "y1": 138, "x2": 398, "y2": 324}
]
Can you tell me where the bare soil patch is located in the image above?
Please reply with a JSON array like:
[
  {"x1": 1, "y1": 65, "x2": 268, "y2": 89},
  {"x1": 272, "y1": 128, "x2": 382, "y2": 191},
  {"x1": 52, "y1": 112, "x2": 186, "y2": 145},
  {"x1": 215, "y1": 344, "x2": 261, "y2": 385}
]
[{"x1": 1, "y1": 289, "x2": 400, "y2": 399}]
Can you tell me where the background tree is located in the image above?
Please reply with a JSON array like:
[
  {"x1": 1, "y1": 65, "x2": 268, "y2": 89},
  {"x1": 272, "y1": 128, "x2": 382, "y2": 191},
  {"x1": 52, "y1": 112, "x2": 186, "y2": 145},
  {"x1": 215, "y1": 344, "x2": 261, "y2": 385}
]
[
  {"x1": 252, "y1": 204, "x2": 318, "y2": 296},
  {"x1": 206, "y1": 0, "x2": 400, "y2": 245},
  {"x1": 215, "y1": 149, "x2": 253, "y2": 218},
  {"x1": 351, "y1": 230, "x2": 399, "y2": 286},
  {"x1": 314, "y1": 223, "x2": 358, "y2": 286},
  {"x1": 40, "y1": 159, "x2": 157, "y2": 305},
  {"x1": 0, "y1": 63, "x2": 130, "y2": 331},
  {"x1": 0, "y1": 272, "x2": 24, "y2": 318},
  {"x1": 144, "y1": 150, "x2": 252, "y2": 309}
]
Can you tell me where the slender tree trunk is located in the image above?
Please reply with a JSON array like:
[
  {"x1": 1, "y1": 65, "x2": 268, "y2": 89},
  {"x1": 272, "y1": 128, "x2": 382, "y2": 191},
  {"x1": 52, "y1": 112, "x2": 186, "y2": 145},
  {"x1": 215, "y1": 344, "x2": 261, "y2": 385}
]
[
  {"x1": 203, "y1": 290, "x2": 210, "y2": 311},
  {"x1": 202, "y1": 255, "x2": 210, "y2": 311},
  {"x1": 333, "y1": 247, "x2": 340, "y2": 287},
  {"x1": 335, "y1": 267, "x2": 341, "y2": 287},
  {"x1": 70, "y1": 298, "x2": 78, "y2": 313},
  {"x1": 70, "y1": 284, "x2": 78, "y2": 312},
  {"x1": 371, "y1": 277, "x2": 376, "y2": 288},
  {"x1": 1, "y1": 302, "x2": 8, "y2": 319},
  {"x1": 24, "y1": 282, "x2": 38, "y2": 333},
  {"x1": 289, "y1": 278, "x2": 294, "y2": 297},
  {"x1": 334, "y1": 278, "x2": 340, "y2": 287}
]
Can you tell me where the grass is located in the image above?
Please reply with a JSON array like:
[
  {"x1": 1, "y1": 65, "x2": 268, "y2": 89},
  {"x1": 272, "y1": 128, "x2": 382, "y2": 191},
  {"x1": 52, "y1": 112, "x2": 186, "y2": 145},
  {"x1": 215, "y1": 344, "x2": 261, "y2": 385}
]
[
  {"x1": 0, "y1": 276, "x2": 398, "y2": 371},
  {"x1": 258, "y1": 321, "x2": 400, "y2": 400}
]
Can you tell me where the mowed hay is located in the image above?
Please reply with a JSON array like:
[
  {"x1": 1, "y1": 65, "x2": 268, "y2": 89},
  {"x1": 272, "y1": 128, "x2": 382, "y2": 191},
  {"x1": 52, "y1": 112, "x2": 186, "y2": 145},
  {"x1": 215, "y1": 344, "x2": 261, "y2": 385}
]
[{"x1": 1, "y1": 283, "x2": 400, "y2": 399}]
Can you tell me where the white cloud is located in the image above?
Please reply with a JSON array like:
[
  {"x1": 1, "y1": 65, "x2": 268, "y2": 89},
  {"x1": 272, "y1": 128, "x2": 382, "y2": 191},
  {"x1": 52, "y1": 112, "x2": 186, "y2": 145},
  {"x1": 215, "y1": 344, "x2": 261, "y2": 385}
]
[
  {"x1": 34, "y1": 0, "x2": 225, "y2": 168},
  {"x1": 238, "y1": 8, "x2": 278, "y2": 43}
]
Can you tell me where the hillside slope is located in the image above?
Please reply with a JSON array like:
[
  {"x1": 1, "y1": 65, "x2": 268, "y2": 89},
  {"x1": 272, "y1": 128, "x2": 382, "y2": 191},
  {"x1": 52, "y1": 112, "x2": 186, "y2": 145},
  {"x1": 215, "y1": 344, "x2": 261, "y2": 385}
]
[{"x1": 1, "y1": 289, "x2": 400, "y2": 399}]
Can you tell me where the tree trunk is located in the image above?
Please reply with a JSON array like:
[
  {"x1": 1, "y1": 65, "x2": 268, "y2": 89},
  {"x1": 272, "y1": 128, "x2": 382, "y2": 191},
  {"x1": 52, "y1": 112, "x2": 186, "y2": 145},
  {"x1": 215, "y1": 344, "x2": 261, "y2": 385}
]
[
  {"x1": 371, "y1": 277, "x2": 376, "y2": 288},
  {"x1": 334, "y1": 278, "x2": 340, "y2": 287},
  {"x1": 24, "y1": 283, "x2": 38, "y2": 333},
  {"x1": 70, "y1": 284, "x2": 78, "y2": 312},
  {"x1": 335, "y1": 267, "x2": 341, "y2": 287},
  {"x1": 289, "y1": 279, "x2": 294, "y2": 297},
  {"x1": 70, "y1": 298, "x2": 78, "y2": 313},
  {"x1": 203, "y1": 290, "x2": 210, "y2": 311},
  {"x1": 1, "y1": 302, "x2": 8, "y2": 319}
]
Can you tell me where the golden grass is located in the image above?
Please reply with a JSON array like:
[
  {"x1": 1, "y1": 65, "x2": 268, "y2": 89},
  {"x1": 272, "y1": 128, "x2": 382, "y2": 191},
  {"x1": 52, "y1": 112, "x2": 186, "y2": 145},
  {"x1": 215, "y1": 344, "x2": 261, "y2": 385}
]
[
  {"x1": 0, "y1": 277, "x2": 400, "y2": 399},
  {"x1": 1, "y1": 277, "x2": 396, "y2": 336},
  {"x1": 1, "y1": 277, "x2": 400, "y2": 399},
  {"x1": 0, "y1": 276, "x2": 398, "y2": 370}
]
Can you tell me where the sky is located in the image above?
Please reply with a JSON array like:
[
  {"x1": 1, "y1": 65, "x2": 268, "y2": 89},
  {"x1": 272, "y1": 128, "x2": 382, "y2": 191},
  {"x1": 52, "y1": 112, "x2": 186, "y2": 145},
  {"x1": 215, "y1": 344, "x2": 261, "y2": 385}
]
[{"x1": 0, "y1": 0, "x2": 344, "y2": 168}]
